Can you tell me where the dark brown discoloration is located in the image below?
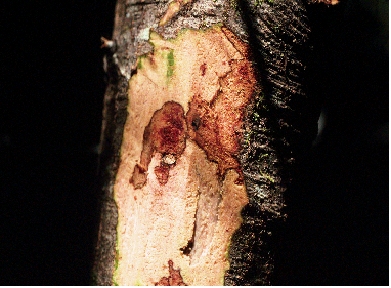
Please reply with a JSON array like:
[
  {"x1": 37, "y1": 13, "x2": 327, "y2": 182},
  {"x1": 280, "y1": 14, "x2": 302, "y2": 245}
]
[
  {"x1": 200, "y1": 63, "x2": 207, "y2": 76},
  {"x1": 186, "y1": 96, "x2": 239, "y2": 176},
  {"x1": 190, "y1": 114, "x2": 201, "y2": 131},
  {"x1": 155, "y1": 260, "x2": 187, "y2": 286},
  {"x1": 154, "y1": 164, "x2": 171, "y2": 186},
  {"x1": 233, "y1": 168, "x2": 245, "y2": 185},
  {"x1": 185, "y1": 36, "x2": 257, "y2": 177},
  {"x1": 130, "y1": 101, "x2": 186, "y2": 189}
]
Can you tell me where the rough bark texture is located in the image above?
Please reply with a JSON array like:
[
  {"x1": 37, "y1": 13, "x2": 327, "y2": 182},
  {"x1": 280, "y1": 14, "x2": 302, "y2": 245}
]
[
  {"x1": 93, "y1": 0, "x2": 324, "y2": 285},
  {"x1": 225, "y1": 1, "x2": 318, "y2": 284}
]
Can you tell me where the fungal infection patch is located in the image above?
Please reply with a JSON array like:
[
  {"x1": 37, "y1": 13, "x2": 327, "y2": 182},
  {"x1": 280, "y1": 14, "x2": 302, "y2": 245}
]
[{"x1": 130, "y1": 101, "x2": 186, "y2": 189}]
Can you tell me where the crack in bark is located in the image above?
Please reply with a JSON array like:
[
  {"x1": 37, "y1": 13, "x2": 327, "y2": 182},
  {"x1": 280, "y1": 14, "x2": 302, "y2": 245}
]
[{"x1": 180, "y1": 218, "x2": 196, "y2": 256}]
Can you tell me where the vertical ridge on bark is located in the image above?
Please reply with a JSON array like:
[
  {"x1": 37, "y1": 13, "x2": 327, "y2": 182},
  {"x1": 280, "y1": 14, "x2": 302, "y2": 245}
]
[
  {"x1": 92, "y1": 0, "x2": 130, "y2": 281},
  {"x1": 92, "y1": 70, "x2": 128, "y2": 284}
]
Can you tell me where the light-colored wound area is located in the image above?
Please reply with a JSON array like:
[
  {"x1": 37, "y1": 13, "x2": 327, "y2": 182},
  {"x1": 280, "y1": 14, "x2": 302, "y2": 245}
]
[{"x1": 113, "y1": 26, "x2": 256, "y2": 285}]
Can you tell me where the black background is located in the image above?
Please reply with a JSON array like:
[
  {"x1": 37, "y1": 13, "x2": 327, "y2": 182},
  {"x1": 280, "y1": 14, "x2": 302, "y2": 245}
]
[{"x1": 0, "y1": 0, "x2": 388, "y2": 285}]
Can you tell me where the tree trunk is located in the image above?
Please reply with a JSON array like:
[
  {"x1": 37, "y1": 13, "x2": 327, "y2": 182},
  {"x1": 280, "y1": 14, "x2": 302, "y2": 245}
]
[{"x1": 92, "y1": 0, "x2": 335, "y2": 285}]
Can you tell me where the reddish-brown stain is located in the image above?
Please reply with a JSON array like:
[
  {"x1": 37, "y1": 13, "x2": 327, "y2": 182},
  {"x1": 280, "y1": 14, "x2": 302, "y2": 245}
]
[
  {"x1": 238, "y1": 64, "x2": 249, "y2": 78},
  {"x1": 200, "y1": 63, "x2": 207, "y2": 76},
  {"x1": 155, "y1": 260, "x2": 187, "y2": 286},
  {"x1": 186, "y1": 100, "x2": 238, "y2": 175},
  {"x1": 130, "y1": 102, "x2": 186, "y2": 189},
  {"x1": 185, "y1": 44, "x2": 256, "y2": 177},
  {"x1": 234, "y1": 168, "x2": 244, "y2": 185},
  {"x1": 154, "y1": 165, "x2": 170, "y2": 186}
]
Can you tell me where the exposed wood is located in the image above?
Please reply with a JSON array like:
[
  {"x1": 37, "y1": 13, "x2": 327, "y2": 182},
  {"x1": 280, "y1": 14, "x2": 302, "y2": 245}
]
[{"x1": 114, "y1": 26, "x2": 255, "y2": 286}]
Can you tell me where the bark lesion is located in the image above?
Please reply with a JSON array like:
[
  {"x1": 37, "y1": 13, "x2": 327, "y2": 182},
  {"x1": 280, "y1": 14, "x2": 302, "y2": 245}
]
[
  {"x1": 130, "y1": 101, "x2": 187, "y2": 188},
  {"x1": 155, "y1": 260, "x2": 188, "y2": 286}
]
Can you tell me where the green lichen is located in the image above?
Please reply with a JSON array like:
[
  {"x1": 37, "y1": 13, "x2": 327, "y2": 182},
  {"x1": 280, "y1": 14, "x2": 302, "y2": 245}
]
[
  {"x1": 112, "y1": 222, "x2": 120, "y2": 285},
  {"x1": 137, "y1": 55, "x2": 147, "y2": 70},
  {"x1": 134, "y1": 279, "x2": 145, "y2": 286},
  {"x1": 167, "y1": 49, "x2": 175, "y2": 78},
  {"x1": 114, "y1": 249, "x2": 119, "y2": 271},
  {"x1": 259, "y1": 170, "x2": 275, "y2": 183},
  {"x1": 229, "y1": 0, "x2": 238, "y2": 10},
  {"x1": 252, "y1": 111, "x2": 260, "y2": 122},
  {"x1": 243, "y1": 131, "x2": 252, "y2": 146}
]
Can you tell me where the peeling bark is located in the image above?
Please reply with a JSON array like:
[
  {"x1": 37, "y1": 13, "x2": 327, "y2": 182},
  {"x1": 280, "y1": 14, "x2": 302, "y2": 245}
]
[{"x1": 112, "y1": 26, "x2": 254, "y2": 286}]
